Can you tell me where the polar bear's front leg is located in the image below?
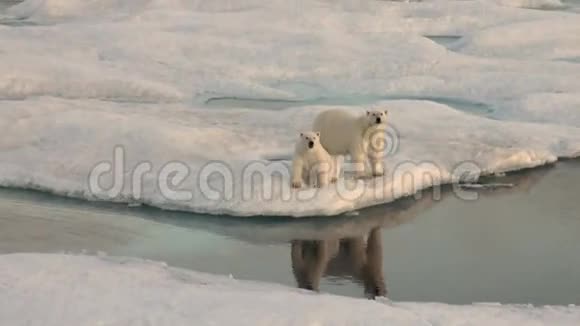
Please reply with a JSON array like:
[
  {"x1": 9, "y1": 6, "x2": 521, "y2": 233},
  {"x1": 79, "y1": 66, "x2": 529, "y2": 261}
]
[
  {"x1": 291, "y1": 158, "x2": 304, "y2": 188},
  {"x1": 330, "y1": 156, "x2": 339, "y2": 183},
  {"x1": 351, "y1": 149, "x2": 367, "y2": 179},
  {"x1": 369, "y1": 156, "x2": 384, "y2": 177},
  {"x1": 316, "y1": 171, "x2": 330, "y2": 188},
  {"x1": 315, "y1": 161, "x2": 332, "y2": 188}
]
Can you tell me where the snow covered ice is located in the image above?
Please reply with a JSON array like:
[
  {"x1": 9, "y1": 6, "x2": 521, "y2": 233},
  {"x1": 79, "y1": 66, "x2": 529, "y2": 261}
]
[
  {"x1": 1, "y1": 253, "x2": 580, "y2": 326},
  {"x1": 0, "y1": 0, "x2": 580, "y2": 217},
  {"x1": 2, "y1": 2, "x2": 580, "y2": 323},
  {"x1": 0, "y1": 0, "x2": 580, "y2": 326}
]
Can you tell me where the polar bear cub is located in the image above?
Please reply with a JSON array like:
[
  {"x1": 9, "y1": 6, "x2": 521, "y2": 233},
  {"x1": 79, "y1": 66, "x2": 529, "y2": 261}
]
[
  {"x1": 313, "y1": 108, "x2": 388, "y2": 178},
  {"x1": 291, "y1": 131, "x2": 336, "y2": 188}
]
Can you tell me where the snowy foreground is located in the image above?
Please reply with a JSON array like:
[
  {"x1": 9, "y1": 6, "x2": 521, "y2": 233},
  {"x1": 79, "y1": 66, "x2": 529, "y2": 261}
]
[
  {"x1": 1, "y1": 0, "x2": 580, "y2": 216},
  {"x1": 0, "y1": 253, "x2": 578, "y2": 326}
]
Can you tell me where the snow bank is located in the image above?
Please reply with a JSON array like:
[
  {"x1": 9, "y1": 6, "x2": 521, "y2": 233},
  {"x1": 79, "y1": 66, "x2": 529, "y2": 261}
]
[
  {"x1": 499, "y1": 93, "x2": 580, "y2": 126},
  {"x1": 0, "y1": 0, "x2": 579, "y2": 216},
  {"x1": 0, "y1": 253, "x2": 578, "y2": 326},
  {"x1": 2, "y1": 98, "x2": 580, "y2": 217},
  {"x1": 454, "y1": 17, "x2": 580, "y2": 59}
]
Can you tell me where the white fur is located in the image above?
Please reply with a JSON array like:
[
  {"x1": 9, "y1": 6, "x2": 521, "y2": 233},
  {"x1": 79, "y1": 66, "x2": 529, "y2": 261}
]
[
  {"x1": 291, "y1": 131, "x2": 336, "y2": 188},
  {"x1": 312, "y1": 109, "x2": 388, "y2": 178}
]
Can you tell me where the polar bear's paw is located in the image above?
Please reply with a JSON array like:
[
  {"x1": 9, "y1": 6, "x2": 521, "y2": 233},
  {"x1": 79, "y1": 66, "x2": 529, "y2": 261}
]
[
  {"x1": 330, "y1": 176, "x2": 338, "y2": 183},
  {"x1": 291, "y1": 181, "x2": 302, "y2": 189}
]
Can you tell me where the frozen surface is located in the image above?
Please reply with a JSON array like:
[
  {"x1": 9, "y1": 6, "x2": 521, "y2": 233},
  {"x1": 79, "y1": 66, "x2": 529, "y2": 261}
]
[
  {"x1": 0, "y1": 0, "x2": 579, "y2": 216},
  {"x1": 1, "y1": 253, "x2": 579, "y2": 326}
]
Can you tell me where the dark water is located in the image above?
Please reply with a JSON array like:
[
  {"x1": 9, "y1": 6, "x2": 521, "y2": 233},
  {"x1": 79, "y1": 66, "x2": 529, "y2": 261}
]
[
  {"x1": 1, "y1": 161, "x2": 580, "y2": 304},
  {"x1": 205, "y1": 95, "x2": 493, "y2": 118},
  {"x1": 0, "y1": 0, "x2": 20, "y2": 11},
  {"x1": 528, "y1": 0, "x2": 580, "y2": 12},
  {"x1": 0, "y1": 0, "x2": 41, "y2": 27},
  {"x1": 557, "y1": 56, "x2": 580, "y2": 63},
  {"x1": 424, "y1": 35, "x2": 462, "y2": 48}
]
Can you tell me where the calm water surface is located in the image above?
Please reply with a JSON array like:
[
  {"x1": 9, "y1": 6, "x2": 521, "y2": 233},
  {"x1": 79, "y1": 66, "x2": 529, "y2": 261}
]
[{"x1": 1, "y1": 161, "x2": 580, "y2": 305}]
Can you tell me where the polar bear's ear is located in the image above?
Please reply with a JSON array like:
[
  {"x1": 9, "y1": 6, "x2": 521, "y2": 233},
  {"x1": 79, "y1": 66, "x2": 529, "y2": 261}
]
[
  {"x1": 384, "y1": 109, "x2": 388, "y2": 115},
  {"x1": 300, "y1": 132, "x2": 304, "y2": 137},
  {"x1": 316, "y1": 132, "x2": 320, "y2": 137},
  {"x1": 366, "y1": 110, "x2": 370, "y2": 116}
]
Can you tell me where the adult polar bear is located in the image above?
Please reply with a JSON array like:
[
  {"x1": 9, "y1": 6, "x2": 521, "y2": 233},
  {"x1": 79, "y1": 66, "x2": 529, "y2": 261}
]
[{"x1": 313, "y1": 109, "x2": 389, "y2": 178}]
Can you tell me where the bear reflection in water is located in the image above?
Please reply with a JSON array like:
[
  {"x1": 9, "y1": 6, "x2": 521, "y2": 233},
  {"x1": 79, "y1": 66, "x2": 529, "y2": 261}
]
[
  {"x1": 291, "y1": 227, "x2": 386, "y2": 299},
  {"x1": 289, "y1": 165, "x2": 553, "y2": 299}
]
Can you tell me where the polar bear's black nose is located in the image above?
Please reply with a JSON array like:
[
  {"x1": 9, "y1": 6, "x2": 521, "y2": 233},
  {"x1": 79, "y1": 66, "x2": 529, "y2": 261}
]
[
  {"x1": 376, "y1": 117, "x2": 381, "y2": 124},
  {"x1": 308, "y1": 141, "x2": 314, "y2": 148}
]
